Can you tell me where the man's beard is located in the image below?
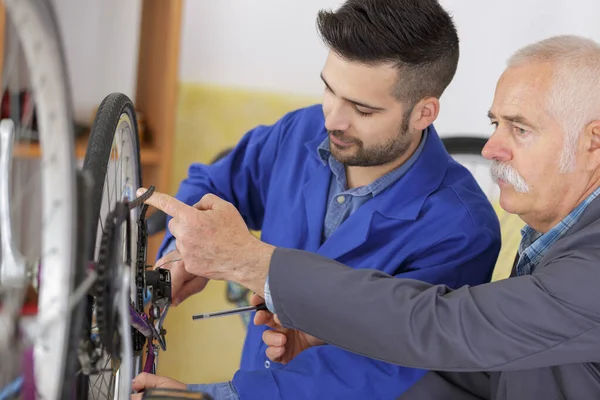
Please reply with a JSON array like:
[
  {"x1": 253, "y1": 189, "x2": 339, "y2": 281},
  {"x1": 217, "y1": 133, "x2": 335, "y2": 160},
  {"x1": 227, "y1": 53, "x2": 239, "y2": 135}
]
[{"x1": 328, "y1": 113, "x2": 412, "y2": 167}]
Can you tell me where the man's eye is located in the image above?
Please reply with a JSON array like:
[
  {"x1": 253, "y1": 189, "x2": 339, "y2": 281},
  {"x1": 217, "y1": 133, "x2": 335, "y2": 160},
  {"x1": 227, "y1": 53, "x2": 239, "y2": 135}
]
[
  {"x1": 514, "y1": 126, "x2": 529, "y2": 135},
  {"x1": 355, "y1": 108, "x2": 373, "y2": 117}
]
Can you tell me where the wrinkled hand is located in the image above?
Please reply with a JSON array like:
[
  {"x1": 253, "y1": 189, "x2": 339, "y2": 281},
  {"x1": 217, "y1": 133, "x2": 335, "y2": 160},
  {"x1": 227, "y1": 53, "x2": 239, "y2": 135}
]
[
  {"x1": 155, "y1": 249, "x2": 208, "y2": 306},
  {"x1": 130, "y1": 372, "x2": 186, "y2": 399},
  {"x1": 140, "y1": 189, "x2": 275, "y2": 295},
  {"x1": 252, "y1": 294, "x2": 324, "y2": 364}
]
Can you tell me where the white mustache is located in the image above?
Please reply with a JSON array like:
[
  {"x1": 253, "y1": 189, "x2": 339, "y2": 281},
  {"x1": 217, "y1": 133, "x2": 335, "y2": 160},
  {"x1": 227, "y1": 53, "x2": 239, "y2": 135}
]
[{"x1": 490, "y1": 161, "x2": 529, "y2": 193}]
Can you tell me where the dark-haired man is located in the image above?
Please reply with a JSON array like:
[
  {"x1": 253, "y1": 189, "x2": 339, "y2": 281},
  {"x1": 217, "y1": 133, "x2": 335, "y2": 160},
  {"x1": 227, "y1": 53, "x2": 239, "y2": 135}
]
[{"x1": 131, "y1": 0, "x2": 500, "y2": 399}]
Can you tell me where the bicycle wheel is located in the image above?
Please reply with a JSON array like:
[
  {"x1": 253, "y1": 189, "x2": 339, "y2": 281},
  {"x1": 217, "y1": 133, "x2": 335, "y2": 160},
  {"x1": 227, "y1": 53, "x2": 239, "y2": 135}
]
[
  {"x1": 442, "y1": 136, "x2": 523, "y2": 280},
  {"x1": 80, "y1": 92, "x2": 142, "y2": 399},
  {"x1": 0, "y1": 0, "x2": 78, "y2": 398}
]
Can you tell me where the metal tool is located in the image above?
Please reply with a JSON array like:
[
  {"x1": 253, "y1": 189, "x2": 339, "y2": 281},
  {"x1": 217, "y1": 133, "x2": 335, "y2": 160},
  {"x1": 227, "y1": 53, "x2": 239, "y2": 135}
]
[{"x1": 192, "y1": 303, "x2": 268, "y2": 321}]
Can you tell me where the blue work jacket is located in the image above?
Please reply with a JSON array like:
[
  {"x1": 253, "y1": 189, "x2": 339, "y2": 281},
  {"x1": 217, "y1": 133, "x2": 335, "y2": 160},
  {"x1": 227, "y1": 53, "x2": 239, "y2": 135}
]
[{"x1": 159, "y1": 105, "x2": 501, "y2": 400}]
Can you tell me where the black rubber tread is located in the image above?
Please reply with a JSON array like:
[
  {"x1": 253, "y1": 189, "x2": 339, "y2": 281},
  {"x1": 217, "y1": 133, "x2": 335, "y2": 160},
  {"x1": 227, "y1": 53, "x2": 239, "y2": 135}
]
[
  {"x1": 83, "y1": 92, "x2": 142, "y2": 258},
  {"x1": 62, "y1": 170, "x2": 93, "y2": 399},
  {"x1": 77, "y1": 92, "x2": 141, "y2": 399},
  {"x1": 441, "y1": 136, "x2": 488, "y2": 155}
]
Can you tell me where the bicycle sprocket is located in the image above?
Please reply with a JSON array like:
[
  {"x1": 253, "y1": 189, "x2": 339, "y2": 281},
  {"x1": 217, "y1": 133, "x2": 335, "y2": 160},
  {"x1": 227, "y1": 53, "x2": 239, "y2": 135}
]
[
  {"x1": 94, "y1": 202, "x2": 130, "y2": 359},
  {"x1": 94, "y1": 186, "x2": 155, "y2": 359}
]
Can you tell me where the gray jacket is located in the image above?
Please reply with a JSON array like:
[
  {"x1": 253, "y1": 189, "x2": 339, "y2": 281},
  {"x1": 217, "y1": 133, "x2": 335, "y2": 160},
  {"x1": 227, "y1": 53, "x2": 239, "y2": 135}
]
[{"x1": 269, "y1": 197, "x2": 600, "y2": 400}]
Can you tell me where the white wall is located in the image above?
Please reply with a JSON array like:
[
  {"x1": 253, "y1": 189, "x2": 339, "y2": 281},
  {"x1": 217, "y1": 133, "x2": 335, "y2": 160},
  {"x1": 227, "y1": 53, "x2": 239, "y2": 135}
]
[
  {"x1": 179, "y1": 0, "x2": 600, "y2": 137},
  {"x1": 51, "y1": 0, "x2": 141, "y2": 124},
  {"x1": 180, "y1": 0, "x2": 342, "y2": 96},
  {"x1": 438, "y1": 0, "x2": 600, "y2": 136}
]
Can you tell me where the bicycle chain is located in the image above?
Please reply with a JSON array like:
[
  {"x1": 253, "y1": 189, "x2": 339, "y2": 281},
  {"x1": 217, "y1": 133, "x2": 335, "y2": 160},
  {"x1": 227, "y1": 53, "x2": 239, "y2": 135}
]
[
  {"x1": 95, "y1": 203, "x2": 129, "y2": 358},
  {"x1": 133, "y1": 201, "x2": 149, "y2": 352},
  {"x1": 95, "y1": 185, "x2": 155, "y2": 356}
]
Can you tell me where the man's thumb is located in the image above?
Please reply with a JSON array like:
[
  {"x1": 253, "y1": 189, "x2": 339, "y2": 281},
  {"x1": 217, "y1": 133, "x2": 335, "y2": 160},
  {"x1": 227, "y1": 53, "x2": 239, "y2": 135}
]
[
  {"x1": 250, "y1": 293, "x2": 264, "y2": 306},
  {"x1": 132, "y1": 372, "x2": 157, "y2": 391},
  {"x1": 194, "y1": 193, "x2": 223, "y2": 211}
]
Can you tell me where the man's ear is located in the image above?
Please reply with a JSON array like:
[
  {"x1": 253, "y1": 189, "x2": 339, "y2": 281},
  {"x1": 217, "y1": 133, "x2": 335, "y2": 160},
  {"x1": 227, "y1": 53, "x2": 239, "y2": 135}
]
[
  {"x1": 411, "y1": 97, "x2": 440, "y2": 131},
  {"x1": 585, "y1": 120, "x2": 600, "y2": 171}
]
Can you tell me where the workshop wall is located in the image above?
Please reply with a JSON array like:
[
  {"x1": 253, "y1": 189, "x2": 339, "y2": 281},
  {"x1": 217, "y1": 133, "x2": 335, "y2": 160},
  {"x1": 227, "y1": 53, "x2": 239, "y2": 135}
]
[
  {"x1": 177, "y1": 0, "x2": 600, "y2": 141},
  {"x1": 52, "y1": 0, "x2": 141, "y2": 125}
]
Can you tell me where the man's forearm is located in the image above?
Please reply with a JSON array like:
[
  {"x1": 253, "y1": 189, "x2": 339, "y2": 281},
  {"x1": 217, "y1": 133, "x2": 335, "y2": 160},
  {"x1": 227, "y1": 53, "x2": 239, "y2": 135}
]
[
  {"x1": 232, "y1": 240, "x2": 275, "y2": 297},
  {"x1": 268, "y1": 248, "x2": 600, "y2": 372}
]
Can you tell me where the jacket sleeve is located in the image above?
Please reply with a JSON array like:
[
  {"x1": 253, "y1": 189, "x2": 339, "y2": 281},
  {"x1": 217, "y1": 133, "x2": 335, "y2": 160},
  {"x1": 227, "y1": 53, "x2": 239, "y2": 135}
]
[
  {"x1": 231, "y1": 229, "x2": 499, "y2": 399},
  {"x1": 157, "y1": 115, "x2": 291, "y2": 258},
  {"x1": 270, "y1": 245, "x2": 600, "y2": 372}
]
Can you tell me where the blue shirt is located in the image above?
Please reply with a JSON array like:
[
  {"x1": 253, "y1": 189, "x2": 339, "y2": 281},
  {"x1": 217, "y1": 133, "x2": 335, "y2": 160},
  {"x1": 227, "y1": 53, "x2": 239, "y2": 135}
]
[
  {"x1": 189, "y1": 130, "x2": 428, "y2": 399},
  {"x1": 320, "y1": 130, "x2": 428, "y2": 240},
  {"x1": 517, "y1": 186, "x2": 600, "y2": 276}
]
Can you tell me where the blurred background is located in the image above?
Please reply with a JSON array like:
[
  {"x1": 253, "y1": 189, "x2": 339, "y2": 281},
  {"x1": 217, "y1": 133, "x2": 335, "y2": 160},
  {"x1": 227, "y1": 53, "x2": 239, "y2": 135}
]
[{"x1": 48, "y1": 0, "x2": 600, "y2": 385}]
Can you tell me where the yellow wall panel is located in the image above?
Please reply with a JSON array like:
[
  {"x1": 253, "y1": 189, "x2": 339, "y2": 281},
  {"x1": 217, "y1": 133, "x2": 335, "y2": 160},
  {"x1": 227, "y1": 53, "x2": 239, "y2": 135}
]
[
  {"x1": 157, "y1": 83, "x2": 319, "y2": 383},
  {"x1": 170, "y1": 83, "x2": 321, "y2": 193}
]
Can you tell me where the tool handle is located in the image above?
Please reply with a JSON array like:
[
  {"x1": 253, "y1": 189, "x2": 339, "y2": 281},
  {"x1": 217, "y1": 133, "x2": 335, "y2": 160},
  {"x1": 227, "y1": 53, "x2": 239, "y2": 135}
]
[{"x1": 191, "y1": 303, "x2": 267, "y2": 321}]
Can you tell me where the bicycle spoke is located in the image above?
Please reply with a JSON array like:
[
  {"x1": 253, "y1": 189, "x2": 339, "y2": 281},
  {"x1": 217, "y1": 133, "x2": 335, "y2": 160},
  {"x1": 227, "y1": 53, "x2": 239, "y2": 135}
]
[
  {"x1": 119, "y1": 132, "x2": 124, "y2": 199},
  {"x1": 106, "y1": 369, "x2": 115, "y2": 398},
  {"x1": 113, "y1": 145, "x2": 118, "y2": 200}
]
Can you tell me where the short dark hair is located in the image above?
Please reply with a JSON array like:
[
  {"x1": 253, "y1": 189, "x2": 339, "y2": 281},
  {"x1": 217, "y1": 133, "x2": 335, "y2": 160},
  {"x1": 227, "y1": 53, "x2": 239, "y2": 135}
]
[{"x1": 317, "y1": 0, "x2": 459, "y2": 106}]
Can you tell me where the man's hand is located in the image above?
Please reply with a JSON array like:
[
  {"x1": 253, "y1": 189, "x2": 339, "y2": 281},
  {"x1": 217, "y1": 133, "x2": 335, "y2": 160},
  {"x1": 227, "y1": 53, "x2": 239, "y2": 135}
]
[
  {"x1": 130, "y1": 372, "x2": 186, "y2": 399},
  {"x1": 155, "y1": 249, "x2": 208, "y2": 306},
  {"x1": 252, "y1": 294, "x2": 324, "y2": 364},
  {"x1": 139, "y1": 189, "x2": 275, "y2": 295}
]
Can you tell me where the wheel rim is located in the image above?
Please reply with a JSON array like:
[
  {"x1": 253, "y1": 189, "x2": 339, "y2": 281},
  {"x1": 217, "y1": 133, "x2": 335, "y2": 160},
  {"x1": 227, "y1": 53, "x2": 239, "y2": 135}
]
[
  {"x1": 87, "y1": 110, "x2": 140, "y2": 399},
  {"x1": 0, "y1": 0, "x2": 76, "y2": 398}
]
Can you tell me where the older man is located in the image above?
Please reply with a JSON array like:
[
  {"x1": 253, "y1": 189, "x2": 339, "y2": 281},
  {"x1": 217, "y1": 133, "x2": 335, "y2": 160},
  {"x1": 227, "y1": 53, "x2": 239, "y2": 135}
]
[{"x1": 140, "y1": 34, "x2": 600, "y2": 399}]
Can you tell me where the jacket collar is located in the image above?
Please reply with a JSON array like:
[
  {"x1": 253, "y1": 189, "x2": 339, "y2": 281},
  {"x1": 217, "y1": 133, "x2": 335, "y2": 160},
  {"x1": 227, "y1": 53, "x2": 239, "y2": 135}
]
[
  {"x1": 303, "y1": 124, "x2": 449, "y2": 221},
  {"x1": 301, "y1": 125, "x2": 450, "y2": 259}
]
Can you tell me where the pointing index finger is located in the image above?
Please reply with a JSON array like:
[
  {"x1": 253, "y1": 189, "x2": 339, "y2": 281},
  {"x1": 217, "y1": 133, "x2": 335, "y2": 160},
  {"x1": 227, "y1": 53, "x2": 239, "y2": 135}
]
[{"x1": 138, "y1": 188, "x2": 193, "y2": 219}]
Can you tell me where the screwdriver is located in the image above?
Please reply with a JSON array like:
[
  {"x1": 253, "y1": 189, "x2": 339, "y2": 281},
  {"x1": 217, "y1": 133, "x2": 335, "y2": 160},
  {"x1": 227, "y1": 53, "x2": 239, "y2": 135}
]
[{"x1": 192, "y1": 303, "x2": 268, "y2": 321}]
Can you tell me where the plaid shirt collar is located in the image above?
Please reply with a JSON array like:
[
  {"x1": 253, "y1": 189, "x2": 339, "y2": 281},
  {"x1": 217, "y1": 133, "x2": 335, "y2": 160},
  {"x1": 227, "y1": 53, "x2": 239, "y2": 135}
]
[{"x1": 517, "y1": 186, "x2": 600, "y2": 276}]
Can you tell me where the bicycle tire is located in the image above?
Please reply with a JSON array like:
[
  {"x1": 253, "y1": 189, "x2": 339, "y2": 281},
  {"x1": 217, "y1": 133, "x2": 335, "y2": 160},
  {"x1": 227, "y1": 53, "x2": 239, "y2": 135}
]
[
  {"x1": 80, "y1": 92, "x2": 142, "y2": 399},
  {"x1": 83, "y1": 93, "x2": 142, "y2": 253},
  {"x1": 2, "y1": 0, "x2": 78, "y2": 398},
  {"x1": 441, "y1": 136, "x2": 488, "y2": 155}
]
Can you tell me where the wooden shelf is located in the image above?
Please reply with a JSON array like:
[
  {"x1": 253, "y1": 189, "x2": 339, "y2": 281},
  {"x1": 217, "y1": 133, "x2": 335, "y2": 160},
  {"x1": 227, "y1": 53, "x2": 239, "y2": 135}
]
[
  {"x1": 135, "y1": 0, "x2": 182, "y2": 261},
  {"x1": 9, "y1": 0, "x2": 181, "y2": 263},
  {"x1": 14, "y1": 134, "x2": 161, "y2": 165}
]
